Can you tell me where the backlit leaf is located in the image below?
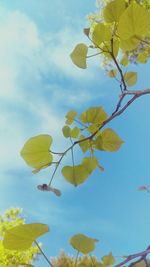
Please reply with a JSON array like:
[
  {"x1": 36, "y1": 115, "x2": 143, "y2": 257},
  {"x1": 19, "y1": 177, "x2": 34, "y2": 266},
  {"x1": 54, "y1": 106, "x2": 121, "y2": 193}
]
[
  {"x1": 92, "y1": 23, "x2": 112, "y2": 46},
  {"x1": 79, "y1": 135, "x2": 92, "y2": 153},
  {"x1": 95, "y1": 128, "x2": 124, "y2": 152},
  {"x1": 118, "y1": 3, "x2": 150, "y2": 40},
  {"x1": 20, "y1": 135, "x2": 53, "y2": 169},
  {"x1": 3, "y1": 223, "x2": 49, "y2": 250},
  {"x1": 71, "y1": 127, "x2": 80, "y2": 138},
  {"x1": 61, "y1": 165, "x2": 89, "y2": 186},
  {"x1": 80, "y1": 107, "x2": 107, "y2": 125},
  {"x1": 65, "y1": 110, "x2": 77, "y2": 125},
  {"x1": 62, "y1": 125, "x2": 71, "y2": 138},
  {"x1": 82, "y1": 157, "x2": 98, "y2": 174},
  {"x1": 120, "y1": 54, "x2": 129, "y2": 66},
  {"x1": 137, "y1": 52, "x2": 148, "y2": 64},
  {"x1": 69, "y1": 234, "x2": 98, "y2": 254},
  {"x1": 70, "y1": 43, "x2": 88, "y2": 69},
  {"x1": 103, "y1": 0, "x2": 126, "y2": 23},
  {"x1": 124, "y1": 72, "x2": 137, "y2": 86},
  {"x1": 102, "y1": 253, "x2": 115, "y2": 266}
]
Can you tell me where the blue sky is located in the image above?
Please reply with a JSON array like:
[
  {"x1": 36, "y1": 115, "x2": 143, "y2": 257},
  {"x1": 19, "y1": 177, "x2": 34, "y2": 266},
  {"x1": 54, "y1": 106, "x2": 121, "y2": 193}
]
[{"x1": 1, "y1": 0, "x2": 150, "y2": 266}]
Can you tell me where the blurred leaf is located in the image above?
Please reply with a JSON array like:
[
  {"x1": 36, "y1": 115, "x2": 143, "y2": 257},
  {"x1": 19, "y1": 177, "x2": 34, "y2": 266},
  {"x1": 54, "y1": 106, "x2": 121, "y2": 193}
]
[
  {"x1": 65, "y1": 110, "x2": 77, "y2": 125},
  {"x1": 69, "y1": 233, "x2": 98, "y2": 254},
  {"x1": 124, "y1": 72, "x2": 137, "y2": 86},
  {"x1": 71, "y1": 127, "x2": 80, "y2": 138},
  {"x1": 102, "y1": 252, "x2": 115, "y2": 266},
  {"x1": 62, "y1": 125, "x2": 71, "y2": 138},
  {"x1": 80, "y1": 107, "x2": 107, "y2": 124},
  {"x1": 3, "y1": 223, "x2": 49, "y2": 250},
  {"x1": 95, "y1": 128, "x2": 124, "y2": 152},
  {"x1": 92, "y1": 23, "x2": 112, "y2": 46},
  {"x1": 118, "y1": 3, "x2": 150, "y2": 40},
  {"x1": 103, "y1": 0, "x2": 126, "y2": 22},
  {"x1": 108, "y1": 69, "x2": 117, "y2": 78}
]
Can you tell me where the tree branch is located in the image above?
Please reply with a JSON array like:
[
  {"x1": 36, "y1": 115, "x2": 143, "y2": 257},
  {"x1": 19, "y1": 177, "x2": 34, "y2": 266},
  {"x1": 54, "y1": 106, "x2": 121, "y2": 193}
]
[{"x1": 114, "y1": 246, "x2": 150, "y2": 267}]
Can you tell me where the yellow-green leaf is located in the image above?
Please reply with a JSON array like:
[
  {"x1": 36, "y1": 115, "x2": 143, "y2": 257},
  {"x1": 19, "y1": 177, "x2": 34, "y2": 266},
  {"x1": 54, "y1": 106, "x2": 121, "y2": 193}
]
[
  {"x1": 137, "y1": 51, "x2": 148, "y2": 64},
  {"x1": 62, "y1": 165, "x2": 89, "y2": 186},
  {"x1": 71, "y1": 127, "x2": 80, "y2": 138},
  {"x1": 120, "y1": 36, "x2": 140, "y2": 52},
  {"x1": 82, "y1": 157, "x2": 98, "y2": 174},
  {"x1": 62, "y1": 125, "x2": 71, "y2": 138},
  {"x1": 3, "y1": 223, "x2": 49, "y2": 250},
  {"x1": 79, "y1": 135, "x2": 92, "y2": 153},
  {"x1": 124, "y1": 71, "x2": 137, "y2": 86},
  {"x1": 103, "y1": 0, "x2": 126, "y2": 23},
  {"x1": 92, "y1": 23, "x2": 112, "y2": 46},
  {"x1": 69, "y1": 234, "x2": 98, "y2": 254},
  {"x1": 70, "y1": 43, "x2": 88, "y2": 69},
  {"x1": 102, "y1": 253, "x2": 115, "y2": 266},
  {"x1": 20, "y1": 135, "x2": 53, "y2": 169},
  {"x1": 80, "y1": 107, "x2": 107, "y2": 124},
  {"x1": 120, "y1": 54, "x2": 129, "y2": 66},
  {"x1": 65, "y1": 110, "x2": 77, "y2": 125},
  {"x1": 118, "y1": 3, "x2": 150, "y2": 40},
  {"x1": 95, "y1": 128, "x2": 124, "y2": 152}
]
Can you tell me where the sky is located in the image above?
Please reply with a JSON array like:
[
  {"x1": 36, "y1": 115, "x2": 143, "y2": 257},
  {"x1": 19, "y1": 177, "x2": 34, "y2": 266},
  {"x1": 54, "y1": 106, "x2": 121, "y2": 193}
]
[{"x1": 0, "y1": 0, "x2": 150, "y2": 266}]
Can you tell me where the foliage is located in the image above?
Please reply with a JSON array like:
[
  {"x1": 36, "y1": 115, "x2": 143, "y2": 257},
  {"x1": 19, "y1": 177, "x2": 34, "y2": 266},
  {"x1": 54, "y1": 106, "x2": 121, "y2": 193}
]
[
  {"x1": 0, "y1": 208, "x2": 40, "y2": 267},
  {"x1": 4, "y1": 0, "x2": 150, "y2": 266},
  {"x1": 51, "y1": 251, "x2": 100, "y2": 267}
]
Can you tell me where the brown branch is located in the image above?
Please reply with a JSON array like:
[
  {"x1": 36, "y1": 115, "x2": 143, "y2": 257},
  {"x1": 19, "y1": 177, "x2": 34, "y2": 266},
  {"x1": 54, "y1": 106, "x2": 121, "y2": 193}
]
[
  {"x1": 110, "y1": 39, "x2": 127, "y2": 92},
  {"x1": 114, "y1": 247, "x2": 150, "y2": 267}
]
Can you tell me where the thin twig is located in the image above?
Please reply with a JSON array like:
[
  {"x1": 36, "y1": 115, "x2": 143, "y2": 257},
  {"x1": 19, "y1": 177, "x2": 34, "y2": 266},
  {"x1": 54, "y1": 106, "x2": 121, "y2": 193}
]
[
  {"x1": 74, "y1": 250, "x2": 79, "y2": 267},
  {"x1": 34, "y1": 241, "x2": 54, "y2": 267},
  {"x1": 114, "y1": 247, "x2": 150, "y2": 267}
]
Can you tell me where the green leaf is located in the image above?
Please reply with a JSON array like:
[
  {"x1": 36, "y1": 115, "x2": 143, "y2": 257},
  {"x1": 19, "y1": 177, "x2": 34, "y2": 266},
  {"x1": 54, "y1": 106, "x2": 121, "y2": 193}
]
[
  {"x1": 62, "y1": 125, "x2": 71, "y2": 138},
  {"x1": 82, "y1": 157, "x2": 98, "y2": 174},
  {"x1": 20, "y1": 135, "x2": 53, "y2": 169},
  {"x1": 71, "y1": 127, "x2": 80, "y2": 138},
  {"x1": 120, "y1": 36, "x2": 140, "y2": 52},
  {"x1": 3, "y1": 223, "x2": 49, "y2": 250},
  {"x1": 118, "y1": 3, "x2": 150, "y2": 40},
  {"x1": 70, "y1": 43, "x2": 88, "y2": 69},
  {"x1": 80, "y1": 107, "x2": 107, "y2": 124},
  {"x1": 62, "y1": 157, "x2": 98, "y2": 186},
  {"x1": 69, "y1": 234, "x2": 98, "y2": 254},
  {"x1": 79, "y1": 135, "x2": 92, "y2": 153},
  {"x1": 120, "y1": 54, "x2": 128, "y2": 66},
  {"x1": 102, "y1": 253, "x2": 115, "y2": 266},
  {"x1": 95, "y1": 128, "x2": 124, "y2": 152},
  {"x1": 137, "y1": 51, "x2": 148, "y2": 64},
  {"x1": 61, "y1": 165, "x2": 89, "y2": 186},
  {"x1": 65, "y1": 110, "x2": 77, "y2": 125},
  {"x1": 124, "y1": 72, "x2": 137, "y2": 86},
  {"x1": 92, "y1": 23, "x2": 112, "y2": 46},
  {"x1": 103, "y1": 0, "x2": 126, "y2": 23}
]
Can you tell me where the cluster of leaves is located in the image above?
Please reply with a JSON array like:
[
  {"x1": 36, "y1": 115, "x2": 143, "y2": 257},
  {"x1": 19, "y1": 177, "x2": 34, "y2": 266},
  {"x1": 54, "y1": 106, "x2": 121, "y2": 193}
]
[
  {"x1": 2, "y1": 220, "x2": 116, "y2": 267},
  {"x1": 20, "y1": 106, "x2": 124, "y2": 190},
  {"x1": 51, "y1": 251, "x2": 114, "y2": 267},
  {"x1": 71, "y1": 0, "x2": 150, "y2": 74},
  {"x1": 0, "y1": 208, "x2": 40, "y2": 267}
]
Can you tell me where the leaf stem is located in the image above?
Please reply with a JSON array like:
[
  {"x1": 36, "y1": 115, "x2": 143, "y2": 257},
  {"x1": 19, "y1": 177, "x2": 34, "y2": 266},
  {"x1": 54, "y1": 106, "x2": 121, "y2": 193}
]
[
  {"x1": 34, "y1": 241, "x2": 54, "y2": 267},
  {"x1": 74, "y1": 250, "x2": 79, "y2": 267}
]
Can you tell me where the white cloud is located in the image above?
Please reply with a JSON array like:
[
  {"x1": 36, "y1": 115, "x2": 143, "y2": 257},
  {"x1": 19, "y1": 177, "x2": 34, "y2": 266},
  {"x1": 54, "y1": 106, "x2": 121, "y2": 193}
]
[{"x1": 0, "y1": 6, "x2": 106, "y2": 198}]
